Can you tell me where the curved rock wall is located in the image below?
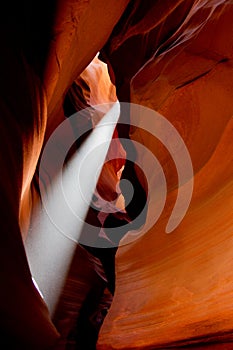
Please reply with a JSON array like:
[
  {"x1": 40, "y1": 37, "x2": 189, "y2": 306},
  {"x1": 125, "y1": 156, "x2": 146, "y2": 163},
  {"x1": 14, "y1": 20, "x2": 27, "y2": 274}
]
[
  {"x1": 1, "y1": 0, "x2": 233, "y2": 349},
  {"x1": 98, "y1": 1, "x2": 233, "y2": 349},
  {"x1": 0, "y1": 1, "x2": 129, "y2": 348}
]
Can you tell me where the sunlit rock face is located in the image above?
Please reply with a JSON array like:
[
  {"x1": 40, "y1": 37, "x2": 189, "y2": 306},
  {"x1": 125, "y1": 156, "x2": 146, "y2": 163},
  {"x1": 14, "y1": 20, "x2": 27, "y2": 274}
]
[
  {"x1": 1, "y1": 0, "x2": 233, "y2": 349},
  {"x1": 50, "y1": 55, "x2": 125, "y2": 349},
  {"x1": 0, "y1": 1, "x2": 129, "y2": 348},
  {"x1": 97, "y1": 1, "x2": 233, "y2": 349}
]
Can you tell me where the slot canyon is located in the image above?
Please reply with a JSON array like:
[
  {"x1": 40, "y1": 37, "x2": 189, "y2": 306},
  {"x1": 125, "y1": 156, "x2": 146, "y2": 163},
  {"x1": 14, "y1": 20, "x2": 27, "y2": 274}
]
[{"x1": 1, "y1": 0, "x2": 233, "y2": 349}]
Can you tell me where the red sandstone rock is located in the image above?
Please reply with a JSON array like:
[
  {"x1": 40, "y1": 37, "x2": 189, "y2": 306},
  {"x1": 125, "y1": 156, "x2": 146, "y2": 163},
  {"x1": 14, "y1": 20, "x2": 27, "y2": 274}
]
[
  {"x1": 97, "y1": 1, "x2": 233, "y2": 349},
  {"x1": 0, "y1": 1, "x2": 129, "y2": 348},
  {"x1": 1, "y1": 0, "x2": 233, "y2": 349}
]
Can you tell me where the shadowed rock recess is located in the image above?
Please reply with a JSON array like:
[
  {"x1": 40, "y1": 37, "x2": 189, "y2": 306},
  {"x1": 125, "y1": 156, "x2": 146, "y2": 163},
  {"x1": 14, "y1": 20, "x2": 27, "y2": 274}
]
[{"x1": 0, "y1": 1, "x2": 233, "y2": 349}]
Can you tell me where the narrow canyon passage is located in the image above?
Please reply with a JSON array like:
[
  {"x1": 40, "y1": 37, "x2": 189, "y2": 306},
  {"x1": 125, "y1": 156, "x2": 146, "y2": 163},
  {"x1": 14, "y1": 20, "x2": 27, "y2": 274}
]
[{"x1": 0, "y1": 1, "x2": 233, "y2": 350}]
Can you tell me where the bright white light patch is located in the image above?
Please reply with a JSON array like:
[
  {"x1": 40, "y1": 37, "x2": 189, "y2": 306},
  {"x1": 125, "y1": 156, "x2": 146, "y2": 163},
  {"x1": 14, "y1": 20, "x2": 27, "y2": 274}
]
[
  {"x1": 26, "y1": 102, "x2": 120, "y2": 314},
  {"x1": 32, "y1": 277, "x2": 44, "y2": 299}
]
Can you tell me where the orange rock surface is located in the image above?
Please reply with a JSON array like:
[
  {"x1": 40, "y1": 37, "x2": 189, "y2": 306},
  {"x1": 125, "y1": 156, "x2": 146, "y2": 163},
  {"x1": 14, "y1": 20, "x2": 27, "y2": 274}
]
[
  {"x1": 0, "y1": 1, "x2": 129, "y2": 348},
  {"x1": 1, "y1": 0, "x2": 233, "y2": 349},
  {"x1": 97, "y1": 1, "x2": 233, "y2": 349}
]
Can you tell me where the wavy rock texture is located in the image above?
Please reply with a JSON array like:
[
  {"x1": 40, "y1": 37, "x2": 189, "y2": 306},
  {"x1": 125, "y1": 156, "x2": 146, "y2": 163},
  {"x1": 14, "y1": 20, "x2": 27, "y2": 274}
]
[
  {"x1": 98, "y1": 1, "x2": 233, "y2": 349},
  {"x1": 0, "y1": 1, "x2": 129, "y2": 348},
  {"x1": 49, "y1": 56, "x2": 124, "y2": 349},
  {"x1": 1, "y1": 0, "x2": 233, "y2": 349}
]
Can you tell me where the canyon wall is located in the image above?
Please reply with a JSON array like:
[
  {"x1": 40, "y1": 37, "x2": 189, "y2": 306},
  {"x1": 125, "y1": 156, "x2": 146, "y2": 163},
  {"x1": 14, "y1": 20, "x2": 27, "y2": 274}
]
[
  {"x1": 1, "y1": 1, "x2": 233, "y2": 349},
  {"x1": 98, "y1": 1, "x2": 233, "y2": 349}
]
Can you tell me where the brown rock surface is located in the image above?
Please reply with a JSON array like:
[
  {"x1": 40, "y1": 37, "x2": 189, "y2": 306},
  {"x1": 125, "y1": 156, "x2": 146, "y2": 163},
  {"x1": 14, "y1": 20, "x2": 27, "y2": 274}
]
[
  {"x1": 97, "y1": 1, "x2": 233, "y2": 349},
  {"x1": 1, "y1": 0, "x2": 233, "y2": 349},
  {"x1": 0, "y1": 1, "x2": 129, "y2": 348}
]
